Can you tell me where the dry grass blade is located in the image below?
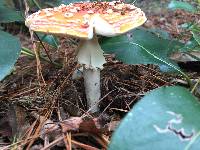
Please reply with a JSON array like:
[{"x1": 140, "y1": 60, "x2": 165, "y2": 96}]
[
  {"x1": 66, "y1": 132, "x2": 72, "y2": 150},
  {"x1": 57, "y1": 106, "x2": 70, "y2": 149},
  {"x1": 40, "y1": 136, "x2": 99, "y2": 150},
  {"x1": 33, "y1": 40, "x2": 46, "y2": 85},
  {"x1": 25, "y1": 115, "x2": 47, "y2": 149},
  {"x1": 25, "y1": 102, "x2": 55, "y2": 149},
  {"x1": 91, "y1": 135, "x2": 109, "y2": 149},
  {"x1": 41, "y1": 136, "x2": 63, "y2": 150},
  {"x1": 71, "y1": 140, "x2": 99, "y2": 150}
]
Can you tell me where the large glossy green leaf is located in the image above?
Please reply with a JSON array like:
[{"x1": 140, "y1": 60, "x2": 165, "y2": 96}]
[
  {"x1": 0, "y1": 8, "x2": 23, "y2": 23},
  {"x1": 109, "y1": 86, "x2": 200, "y2": 150},
  {"x1": 100, "y1": 28, "x2": 183, "y2": 72},
  {"x1": 0, "y1": 0, "x2": 23, "y2": 22},
  {"x1": 0, "y1": 5, "x2": 24, "y2": 23},
  {"x1": 168, "y1": 0, "x2": 197, "y2": 13},
  {"x1": 0, "y1": 0, "x2": 7, "y2": 7},
  {"x1": 0, "y1": 0, "x2": 14, "y2": 7},
  {"x1": 0, "y1": 30, "x2": 21, "y2": 81}
]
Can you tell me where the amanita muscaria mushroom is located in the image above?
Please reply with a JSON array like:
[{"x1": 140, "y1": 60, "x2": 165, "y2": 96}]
[{"x1": 25, "y1": 1, "x2": 147, "y2": 113}]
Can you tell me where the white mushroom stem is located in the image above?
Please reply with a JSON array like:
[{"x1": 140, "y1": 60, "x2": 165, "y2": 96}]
[
  {"x1": 77, "y1": 36, "x2": 106, "y2": 113},
  {"x1": 83, "y1": 68, "x2": 100, "y2": 112}
]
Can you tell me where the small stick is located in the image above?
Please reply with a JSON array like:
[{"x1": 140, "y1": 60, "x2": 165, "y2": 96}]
[
  {"x1": 41, "y1": 136, "x2": 99, "y2": 150},
  {"x1": 57, "y1": 106, "x2": 70, "y2": 150},
  {"x1": 66, "y1": 132, "x2": 72, "y2": 150}
]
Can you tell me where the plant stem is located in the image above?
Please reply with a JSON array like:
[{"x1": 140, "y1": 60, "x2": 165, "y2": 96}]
[
  {"x1": 191, "y1": 77, "x2": 200, "y2": 94},
  {"x1": 21, "y1": 49, "x2": 34, "y2": 57}
]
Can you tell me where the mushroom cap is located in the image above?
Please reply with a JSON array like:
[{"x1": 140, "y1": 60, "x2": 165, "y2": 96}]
[{"x1": 25, "y1": 1, "x2": 147, "y2": 39}]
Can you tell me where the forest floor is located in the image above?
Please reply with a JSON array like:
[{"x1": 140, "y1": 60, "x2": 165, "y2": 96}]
[{"x1": 0, "y1": 0, "x2": 199, "y2": 149}]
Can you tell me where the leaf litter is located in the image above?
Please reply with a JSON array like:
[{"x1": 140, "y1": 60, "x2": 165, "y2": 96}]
[{"x1": 0, "y1": 0, "x2": 199, "y2": 149}]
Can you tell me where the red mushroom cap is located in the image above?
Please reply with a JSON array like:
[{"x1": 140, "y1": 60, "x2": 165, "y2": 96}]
[{"x1": 26, "y1": 1, "x2": 147, "y2": 39}]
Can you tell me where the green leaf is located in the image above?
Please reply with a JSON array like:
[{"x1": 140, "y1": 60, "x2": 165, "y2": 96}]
[
  {"x1": 180, "y1": 38, "x2": 200, "y2": 51},
  {"x1": 109, "y1": 86, "x2": 200, "y2": 150},
  {"x1": 188, "y1": 24, "x2": 200, "y2": 47},
  {"x1": 36, "y1": 33, "x2": 59, "y2": 48},
  {"x1": 168, "y1": 0, "x2": 197, "y2": 13},
  {"x1": 0, "y1": 7, "x2": 24, "y2": 23},
  {"x1": 0, "y1": 0, "x2": 14, "y2": 8},
  {"x1": 0, "y1": 0, "x2": 6, "y2": 7},
  {"x1": 192, "y1": 31, "x2": 200, "y2": 46},
  {"x1": 0, "y1": 30, "x2": 21, "y2": 81},
  {"x1": 100, "y1": 28, "x2": 183, "y2": 72},
  {"x1": 189, "y1": 24, "x2": 200, "y2": 33},
  {"x1": 180, "y1": 25, "x2": 200, "y2": 51}
]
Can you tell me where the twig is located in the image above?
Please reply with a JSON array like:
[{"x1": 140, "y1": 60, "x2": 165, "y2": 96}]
[
  {"x1": 22, "y1": 47, "x2": 62, "y2": 68},
  {"x1": 66, "y1": 132, "x2": 72, "y2": 150},
  {"x1": 33, "y1": 40, "x2": 46, "y2": 85},
  {"x1": 91, "y1": 135, "x2": 109, "y2": 149},
  {"x1": 57, "y1": 106, "x2": 70, "y2": 150},
  {"x1": 191, "y1": 77, "x2": 200, "y2": 94},
  {"x1": 21, "y1": 120, "x2": 37, "y2": 145},
  {"x1": 34, "y1": 33, "x2": 55, "y2": 65},
  {"x1": 83, "y1": 89, "x2": 116, "y2": 118},
  {"x1": 25, "y1": 0, "x2": 58, "y2": 68},
  {"x1": 71, "y1": 140, "x2": 99, "y2": 150},
  {"x1": 41, "y1": 136, "x2": 63, "y2": 150},
  {"x1": 26, "y1": 105, "x2": 55, "y2": 149},
  {"x1": 24, "y1": 0, "x2": 46, "y2": 85},
  {"x1": 41, "y1": 136, "x2": 99, "y2": 150},
  {"x1": 44, "y1": 135, "x2": 50, "y2": 150}
]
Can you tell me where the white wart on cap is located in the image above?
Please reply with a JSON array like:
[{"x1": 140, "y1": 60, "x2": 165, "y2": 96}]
[{"x1": 25, "y1": 1, "x2": 147, "y2": 39}]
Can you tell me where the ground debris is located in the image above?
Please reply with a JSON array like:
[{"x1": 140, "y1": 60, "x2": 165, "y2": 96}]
[{"x1": 2, "y1": 0, "x2": 199, "y2": 149}]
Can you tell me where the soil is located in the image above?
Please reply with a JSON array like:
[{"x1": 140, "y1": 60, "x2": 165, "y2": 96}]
[{"x1": 0, "y1": 0, "x2": 199, "y2": 149}]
